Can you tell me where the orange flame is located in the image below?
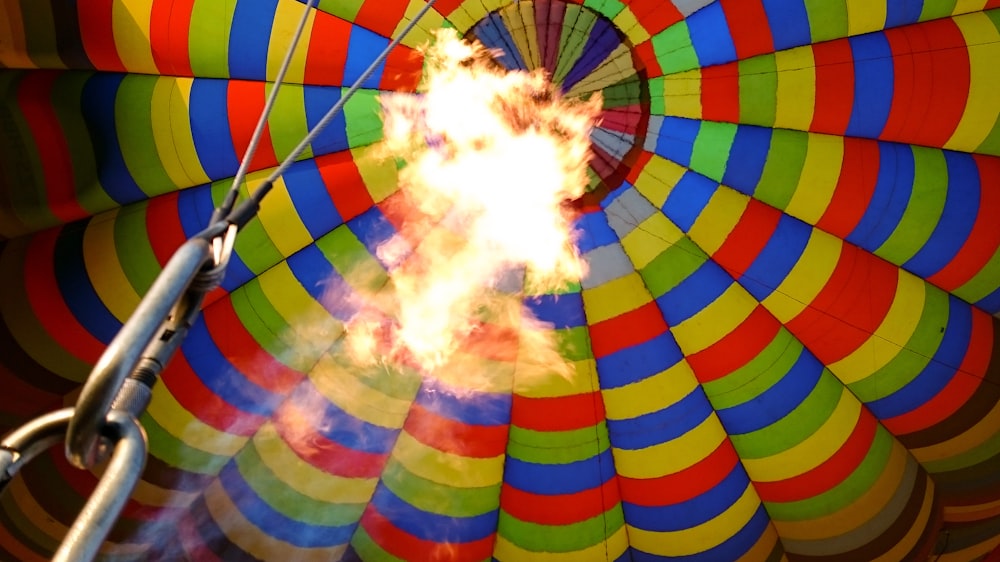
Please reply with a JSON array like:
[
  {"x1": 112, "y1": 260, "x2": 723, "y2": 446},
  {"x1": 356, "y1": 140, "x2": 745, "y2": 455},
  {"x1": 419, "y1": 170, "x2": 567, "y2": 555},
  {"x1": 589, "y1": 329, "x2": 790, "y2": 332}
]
[{"x1": 347, "y1": 29, "x2": 601, "y2": 376}]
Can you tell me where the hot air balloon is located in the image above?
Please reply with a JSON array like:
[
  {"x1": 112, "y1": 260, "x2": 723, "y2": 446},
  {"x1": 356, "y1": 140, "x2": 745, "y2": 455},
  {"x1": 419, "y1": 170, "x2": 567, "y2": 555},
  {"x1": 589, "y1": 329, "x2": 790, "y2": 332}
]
[{"x1": 2, "y1": 0, "x2": 1000, "y2": 560}]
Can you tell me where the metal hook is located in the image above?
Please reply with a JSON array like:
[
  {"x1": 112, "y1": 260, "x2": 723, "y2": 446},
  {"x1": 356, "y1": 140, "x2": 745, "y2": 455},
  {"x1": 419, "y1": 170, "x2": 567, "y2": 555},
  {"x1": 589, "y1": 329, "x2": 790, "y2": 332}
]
[{"x1": 1, "y1": 409, "x2": 147, "y2": 562}]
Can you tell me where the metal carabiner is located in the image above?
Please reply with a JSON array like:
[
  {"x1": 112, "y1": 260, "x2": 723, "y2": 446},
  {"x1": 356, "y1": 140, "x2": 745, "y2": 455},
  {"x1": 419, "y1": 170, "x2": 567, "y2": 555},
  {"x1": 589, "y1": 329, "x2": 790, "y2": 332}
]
[{"x1": 0, "y1": 409, "x2": 147, "y2": 562}]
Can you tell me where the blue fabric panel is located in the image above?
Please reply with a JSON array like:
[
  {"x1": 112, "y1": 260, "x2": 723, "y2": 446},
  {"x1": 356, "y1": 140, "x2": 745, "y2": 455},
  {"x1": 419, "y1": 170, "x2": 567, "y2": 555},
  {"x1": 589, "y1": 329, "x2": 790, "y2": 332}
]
[
  {"x1": 904, "y1": 151, "x2": 979, "y2": 277},
  {"x1": 81, "y1": 74, "x2": 145, "y2": 203},
  {"x1": 606, "y1": 387, "x2": 712, "y2": 450},
  {"x1": 846, "y1": 33, "x2": 894, "y2": 138}
]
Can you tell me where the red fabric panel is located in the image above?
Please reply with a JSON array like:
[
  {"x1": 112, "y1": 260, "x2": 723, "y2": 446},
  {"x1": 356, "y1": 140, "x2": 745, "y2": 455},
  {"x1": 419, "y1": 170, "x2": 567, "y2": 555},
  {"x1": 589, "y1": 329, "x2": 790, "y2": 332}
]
[
  {"x1": 881, "y1": 18, "x2": 971, "y2": 148},
  {"x1": 720, "y1": 0, "x2": 775, "y2": 59},
  {"x1": 150, "y1": 0, "x2": 195, "y2": 76},
  {"x1": 626, "y1": 0, "x2": 683, "y2": 36},
  {"x1": 816, "y1": 137, "x2": 880, "y2": 238},
  {"x1": 785, "y1": 244, "x2": 899, "y2": 364},
  {"x1": 304, "y1": 13, "x2": 350, "y2": 85},
  {"x1": 701, "y1": 63, "x2": 740, "y2": 122},
  {"x1": 512, "y1": 392, "x2": 605, "y2": 432},
  {"x1": 362, "y1": 507, "x2": 496, "y2": 562},
  {"x1": 275, "y1": 401, "x2": 389, "y2": 478},
  {"x1": 810, "y1": 40, "x2": 855, "y2": 135},
  {"x1": 927, "y1": 154, "x2": 1000, "y2": 291},
  {"x1": 881, "y1": 309, "x2": 993, "y2": 436},
  {"x1": 315, "y1": 151, "x2": 376, "y2": 221},
  {"x1": 226, "y1": 80, "x2": 279, "y2": 172},
  {"x1": 17, "y1": 72, "x2": 86, "y2": 224},
  {"x1": 500, "y1": 477, "x2": 620, "y2": 525},
  {"x1": 78, "y1": 0, "x2": 126, "y2": 71},
  {"x1": 712, "y1": 199, "x2": 781, "y2": 278},
  {"x1": 687, "y1": 306, "x2": 781, "y2": 383},
  {"x1": 161, "y1": 353, "x2": 267, "y2": 436},
  {"x1": 755, "y1": 411, "x2": 877, "y2": 503},
  {"x1": 404, "y1": 404, "x2": 510, "y2": 458},
  {"x1": 355, "y1": 0, "x2": 412, "y2": 37},
  {"x1": 588, "y1": 300, "x2": 668, "y2": 358},
  {"x1": 618, "y1": 438, "x2": 738, "y2": 505}
]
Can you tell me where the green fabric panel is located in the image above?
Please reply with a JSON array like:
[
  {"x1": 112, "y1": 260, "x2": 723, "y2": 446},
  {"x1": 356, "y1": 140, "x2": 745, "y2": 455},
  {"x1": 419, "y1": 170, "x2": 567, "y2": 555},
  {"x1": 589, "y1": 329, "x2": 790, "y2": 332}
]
[
  {"x1": 555, "y1": 6, "x2": 597, "y2": 84},
  {"x1": 738, "y1": 55, "x2": 778, "y2": 128},
  {"x1": 0, "y1": 72, "x2": 53, "y2": 232},
  {"x1": 754, "y1": 129, "x2": 808, "y2": 211},
  {"x1": 583, "y1": 0, "x2": 626, "y2": 20},
  {"x1": 142, "y1": 411, "x2": 229, "y2": 473},
  {"x1": 651, "y1": 23, "x2": 699, "y2": 74},
  {"x1": 322, "y1": 354, "x2": 422, "y2": 402},
  {"x1": 350, "y1": 528, "x2": 406, "y2": 562},
  {"x1": 960, "y1": 250, "x2": 1000, "y2": 304},
  {"x1": 555, "y1": 326, "x2": 594, "y2": 362},
  {"x1": 188, "y1": 1, "x2": 236, "y2": 78},
  {"x1": 874, "y1": 146, "x2": 947, "y2": 264},
  {"x1": 639, "y1": 236, "x2": 707, "y2": 298},
  {"x1": 920, "y1": 0, "x2": 959, "y2": 21},
  {"x1": 234, "y1": 444, "x2": 366, "y2": 526},
  {"x1": 315, "y1": 225, "x2": 388, "y2": 291},
  {"x1": 497, "y1": 506, "x2": 625, "y2": 552},
  {"x1": 115, "y1": 76, "x2": 177, "y2": 197},
  {"x1": 113, "y1": 203, "x2": 163, "y2": 294},
  {"x1": 268, "y1": 84, "x2": 312, "y2": 162},
  {"x1": 506, "y1": 423, "x2": 610, "y2": 465},
  {"x1": 230, "y1": 215, "x2": 284, "y2": 275},
  {"x1": 20, "y1": 1, "x2": 61, "y2": 68},
  {"x1": 381, "y1": 458, "x2": 500, "y2": 517},
  {"x1": 648, "y1": 77, "x2": 665, "y2": 115},
  {"x1": 229, "y1": 281, "x2": 296, "y2": 367},
  {"x1": 924, "y1": 425, "x2": 1000, "y2": 473},
  {"x1": 765, "y1": 425, "x2": 894, "y2": 521},
  {"x1": 803, "y1": 0, "x2": 848, "y2": 43},
  {"x1": 51, "y1": 72, "x2": 112, "y2": 215},
  {"x1": 847, "y1": 284, "x2": 946, "y2": 402},
  {"x1": 730, "y1": 371, "x2": 842, "y2": 458},
  {"x1": 703, "y1": 329, "x2": 801, "y2": 410},
  {"x1": 602, "y1": 77, "x2": 641, "y2": 110},
  {"x1": 975, "y1": 112, "x2": 1000, "y2": 156},
  {"x1": 315, "y1": 0, "x2": 364, "y2": 22},
  {"x1": 690, "y1": 121, "x2": 737, "y2": 182},
  {"x1": 344, "y1": 88, "x2": 383, "y2": 148}
]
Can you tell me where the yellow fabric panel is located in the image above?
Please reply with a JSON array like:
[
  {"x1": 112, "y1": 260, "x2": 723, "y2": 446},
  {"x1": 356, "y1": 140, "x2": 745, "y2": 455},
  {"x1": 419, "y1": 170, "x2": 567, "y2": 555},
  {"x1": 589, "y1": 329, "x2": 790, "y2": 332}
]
[
  {"x1": 266, "y1": 0, "x2": 314, "y2": 83},
  {"x1": 912, "y1": 397, "x2": 1000, "y2": 466},
  {"x1": 614, "y1": 8, "x2": 650, "y2": 45},
  {"x1": 147, "y1": 385, "x2": 249, "y2": 457},
  {"x1": 662, "y1": 69, "x2": 701, "y2": 119},
  {"x1": 744, "y1": 524, "x2": 785, "y2": 562},
  {"x1": 581, "y1": 272, "x2": 651, "y2": 324},
  {"x1": 0, "y1": 0, "x2": 34, "y2": 68},
  {"x1": 945, "y1": 12, "x2": 1000, "y2": 152},
  {"x1": 762, "y1": 230, "x2": 842, "y2": 323},
  {"x1": 602, "y1": 361, "x2": 698, "y2": 421},
  {"x1": 936, "y1": 539, "x2": 1000, "y2": 562},
  {"x1": 131, "y1": 478, "x2": 199, "y2": 509},
  {"x1": 620, "y1": 212, "x2": 684, "y2": 270},
  {"x1": 203, "y1": 480, "x2": 350, "y2": 562},
  {"x1": 671, "y1": 283, "x2": 756, "y2": 355},
  {"x1": 392, "y1": 432, "x2": 504, "y2": 488},
  {"x1": 772, "y1": 438, "x2": 910, "y2": 540},
  {"x1": 492, "y1": 525, "x2": 629, "y2": 561},
  {"x1": 845, "y1": 0, "x2": 887, "y2": 37},
  {"x1": 254, "y1": 422, "x2": 378, "y2": 504},
  {"x1": 113, "y1": 0, "x2": 157, "y2": 74},
  {"x1": 611, "y1": 412, "x2": 728, "y2": 479},
  {"x1": 566, "y1": 44, "x2": 635, "y2": 98},
  {"x1": 773, "y1": 46, "x2": 816, "y2": 131},
  {"x1": 829, "y1": 270, "x2": 918, "y2": 385},
  {"x1": 396, "y1": 0, "x2": 447, "y2": 49},
  {"x1": 784, "y1": 133, "x2": 843, "y2": 226},
  {"x1": 743, "y1": 388, "x2": 860, "y2": 481},
  {"x1": 256, "y1": 263, "x2": 337, "y2": 355},
  {"x1": 352, "y1": 146, "x2": 399, "y2": 203},
  {"x1": 519, "y1": 2, "x2": 542, "y2": 69},
  {"x1": 872, "y1": 483, "x2": 935, "y2": 562},
  {"x1": 627, "y1": 484, "x2": 761, "y2": 556},
  {"x1": 150, "y1": 77, "x2": 209, "y2": 188},
  {"x1": 688, "y1": 187, "x2": 749, "y2": 256},
  {"x1": 944, "y1": 495, "x2": 1000, "y2": 523},
  {"x1": 513, "y1": 358, "x2": 601, "y2": 397},
  {"x1": 82, "y1": 209, "x2": 141, "y2": 322},
  {"x1": 633, "y1": 155, "x2": 686, "y2": 208},
  {"x1": 954, "y1": 0, "x2": 991, "y2": 15}
]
